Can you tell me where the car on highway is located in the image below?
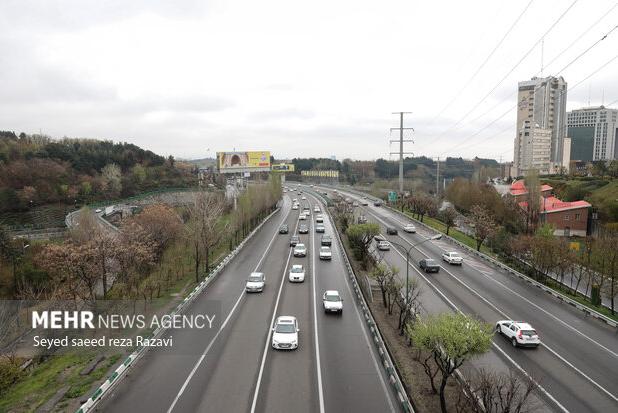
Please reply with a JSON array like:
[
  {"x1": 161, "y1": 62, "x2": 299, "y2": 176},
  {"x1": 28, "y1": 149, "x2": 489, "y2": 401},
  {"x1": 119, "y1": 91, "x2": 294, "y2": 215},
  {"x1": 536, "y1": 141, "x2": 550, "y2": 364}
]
[
  {"x1": 293, "y1": 243, "x2": 307, "y2": 257},
  {"x1": 290, "y1": 235, "x2": 300, "y2": 246},
  {"x1": 289, "y1": 264, "x2": 305, "y2": 282},
  {"x1": 495, "y1": 320, "x2": 540, "y2": 348},
  {"x1": 292, "y1": 198, "x2": 298, "y2": 203},
  {"x1": 322, "y1": 290, "x2": 343, "y2": 314},
  {"x1": 299, "y1": 224, "x2": 309, "y2": 234},
  {"x1": 442, "y1": 251, "x2": 463, "y2": 265},
  {"x1": 419, "y1": 259, "x2": 440, "y2": 273},
  {"x1": 279, "y1": 224, "x2": 289, "y2": 234},
  {"x1": 315, "y1": 224, "x2": 325, "y2": 233},
  {"x1": 272, "y1": 316, "x2": 299, "y2": 350},
  {"x1": 403, "y1": 224, "x2": 416, "y2": 233},
  {"x1": 314, "y1": 206, "x2": 320, "y2": 213},
  {"x1": 374, "y1": 201, "x2": 382, "y2": 207},
  {"x1": 95, "y1": 208, "x2": 102, "y2": 213},
  {"x1": 358, "y1": 215, "x2": 367, "y2": 224},
  {"x1": 321, "y1": 235, "x2": 332, "y2": 246},
  {"x1": 299, "y1": 213, "x2": 307, "y2": 220},
  {"x1": 301, "y1": 196, "x2": 306, "y2": 200},
  {"x1": 386, "y1": 227, "x2": 398, "y2": 235},
  {"x1": 316, "y1": 216, "x2": 324, "y2": 223},
  {"x1": 319, "y1": 246, "x2": 332, "y2": 260},
  {"x1": 292, "y1": 204, "x2": 299, "y2": 210},
  {"x1": 245, "y1": 272, "x2": 265, "y2": 293},
  {"x1": 361, "y1": 200, "x2": 369, "y2": 206},
  {"x1": 377, "y1": 241, "x2": 391, "y2": 251}
]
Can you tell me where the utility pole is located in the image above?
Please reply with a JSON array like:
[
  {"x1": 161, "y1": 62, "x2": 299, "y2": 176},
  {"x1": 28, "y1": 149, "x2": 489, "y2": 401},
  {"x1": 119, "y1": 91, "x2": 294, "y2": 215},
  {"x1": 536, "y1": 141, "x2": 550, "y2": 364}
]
[
  {"x1": 436, "y1": 157, "x2": 440, "y2": 197},
  {"x1": 389, "y1": 112, "x2": 414, "y2": 194}
]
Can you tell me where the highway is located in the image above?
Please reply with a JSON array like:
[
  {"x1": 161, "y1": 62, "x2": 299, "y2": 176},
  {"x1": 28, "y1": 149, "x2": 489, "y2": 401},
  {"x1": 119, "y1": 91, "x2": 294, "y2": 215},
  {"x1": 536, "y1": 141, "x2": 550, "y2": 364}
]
[
  {"x1": 320, "y1": 185, "x2": 618, "y2": 413},
  {"x1": 98, "y1": 192, "x2": 398, "y2": 412}
]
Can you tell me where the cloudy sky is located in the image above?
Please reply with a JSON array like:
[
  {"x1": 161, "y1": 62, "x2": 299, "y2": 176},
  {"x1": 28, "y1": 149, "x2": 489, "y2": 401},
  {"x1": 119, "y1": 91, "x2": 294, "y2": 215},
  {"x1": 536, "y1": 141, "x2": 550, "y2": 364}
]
[{"x1": 1, "y1": 0, "x2": 617, "y2": 161}]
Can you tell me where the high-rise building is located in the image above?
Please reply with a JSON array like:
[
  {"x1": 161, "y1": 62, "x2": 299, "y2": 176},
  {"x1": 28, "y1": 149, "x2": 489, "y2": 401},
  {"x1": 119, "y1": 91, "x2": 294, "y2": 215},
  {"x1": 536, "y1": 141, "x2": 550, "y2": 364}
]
[
  {"x1": 513, "y1": 76, "x2": 567, "y2": 175},
  {"x1": 567, "y1": 106, "x2": 618, "y2": 161},
  {"x1": 514, "y1": 121, "x2": 552, "y2": 175}
]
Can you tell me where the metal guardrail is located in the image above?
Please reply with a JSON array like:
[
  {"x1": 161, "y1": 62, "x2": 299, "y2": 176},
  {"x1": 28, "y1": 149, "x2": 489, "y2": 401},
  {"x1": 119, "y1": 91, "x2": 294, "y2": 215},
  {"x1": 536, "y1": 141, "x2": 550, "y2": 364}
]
[
  {"x1": 75, "y1": 206, "x2": 281, "y2": 413},
  {"x1": 308, "y1": 188, "x2": 414, "y2": 413},
  {"x1": 325, "y1": 184, "x2": 618, "y2": 329},
  {"x1": 381, "y1": 202, "x2": 618, "y2": 330}
]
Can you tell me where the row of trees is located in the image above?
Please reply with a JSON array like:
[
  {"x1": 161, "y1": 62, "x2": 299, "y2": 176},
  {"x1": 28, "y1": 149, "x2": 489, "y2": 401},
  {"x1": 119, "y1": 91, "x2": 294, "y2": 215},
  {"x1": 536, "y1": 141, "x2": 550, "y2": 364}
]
[{"x1": 0, "y1": 134, "x2": 196, "y2": 213}]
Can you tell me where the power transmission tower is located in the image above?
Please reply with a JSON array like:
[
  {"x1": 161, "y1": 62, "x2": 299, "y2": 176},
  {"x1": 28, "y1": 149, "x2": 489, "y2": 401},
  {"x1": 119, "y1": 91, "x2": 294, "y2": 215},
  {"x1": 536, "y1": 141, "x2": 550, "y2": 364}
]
[{"x1": 390, "y1": 112, "x2": 414, "y2": 194}]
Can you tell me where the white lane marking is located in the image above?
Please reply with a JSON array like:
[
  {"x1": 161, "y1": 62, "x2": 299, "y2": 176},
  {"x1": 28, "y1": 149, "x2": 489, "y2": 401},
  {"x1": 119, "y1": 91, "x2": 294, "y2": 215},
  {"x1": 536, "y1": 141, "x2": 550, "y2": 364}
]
[
  {"x1": 167, "y1": 197, "x2": 292, "y2": 413},
  {"x1": 309, "y1": 195, "x2": 326, "y2": 413},
  {"x1": 250, "y1": 209, "x2": 300, "y2": 413},
  {"x1": 370, "y1": 200, "x2": 618, "y2": 359},
  {"x1": 306, "y1": 190, "x2": 396, "y2": 412},
  {"x1": 368, "y1": 206, "x2": 618, "y2": 405},
  {"x1": 358, "y1": 200, "x2": 568, "y2": 413},
  {"x1": 386, "y1": 244, "x2": 569, "y2": 413}
]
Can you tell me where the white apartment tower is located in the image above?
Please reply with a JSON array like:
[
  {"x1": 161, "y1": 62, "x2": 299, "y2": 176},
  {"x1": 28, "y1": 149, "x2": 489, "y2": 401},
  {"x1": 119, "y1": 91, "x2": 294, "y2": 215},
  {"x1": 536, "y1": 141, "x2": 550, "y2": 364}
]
[
  {"x1": 513, "y1": 76, "x2": 567, "y2": 175},
  {"x1": 567, "y1": 106, "x2": 618, "y2": 161},
  {"x1": 514, "y1": 121, "x2": 552, "y2": 175}
]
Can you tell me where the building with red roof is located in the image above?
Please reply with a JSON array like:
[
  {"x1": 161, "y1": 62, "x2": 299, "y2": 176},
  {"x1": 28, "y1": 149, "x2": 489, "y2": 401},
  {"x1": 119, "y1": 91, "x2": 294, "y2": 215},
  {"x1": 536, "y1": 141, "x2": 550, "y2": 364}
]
[{"x1": 509, "y1": 180, "x2": 591, "y2": 237}]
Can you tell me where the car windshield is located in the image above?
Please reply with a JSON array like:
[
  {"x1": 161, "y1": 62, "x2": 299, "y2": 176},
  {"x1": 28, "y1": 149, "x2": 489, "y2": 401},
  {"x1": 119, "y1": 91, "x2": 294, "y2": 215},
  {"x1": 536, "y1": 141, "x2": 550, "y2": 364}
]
[
  {"x1": 450, "y1": 253, "x2": 461, "y2": 257},
  {"x1": 321, "y1": 247, "x2": 330, "y2": 252},
  {"x1": 425, "y1": 259, "x2": 436, "y2": 265},
  {"x1": 296, "y1": 244, "x2": 305, "y2": 249},
  {"x1": 323, "y1": 236, "x2": 331, "y2": 240},
  {"x1": 325, "y1": 294, "x2": 341, "y2": 302},
  {"x1": 248, "y1": 275, "x2": 262, "y2": 282},
  {"x1": 291, "y1": 267, "x2": 303, "y2": 273},
  {"x1": 275, "y1": 323, "x2": 296, "y2": 333},
  {"x1": 521, "y1": 330, "x2": 537, "y2": 337}
]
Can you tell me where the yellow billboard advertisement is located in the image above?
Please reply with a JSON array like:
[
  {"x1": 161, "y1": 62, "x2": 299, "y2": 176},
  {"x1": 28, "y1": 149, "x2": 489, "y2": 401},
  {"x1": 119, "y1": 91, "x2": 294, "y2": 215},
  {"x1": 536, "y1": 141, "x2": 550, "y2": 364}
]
[{"x1": 217, "y1": 151, "x2": 271, "y2": 173}]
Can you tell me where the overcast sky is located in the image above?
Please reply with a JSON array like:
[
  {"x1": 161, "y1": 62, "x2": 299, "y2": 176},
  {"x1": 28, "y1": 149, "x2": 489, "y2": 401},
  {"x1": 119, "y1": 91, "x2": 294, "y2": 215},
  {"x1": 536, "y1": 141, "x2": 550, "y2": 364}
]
[{"x1": 1, "y1": 0, "x2": 617, "y2": 162}]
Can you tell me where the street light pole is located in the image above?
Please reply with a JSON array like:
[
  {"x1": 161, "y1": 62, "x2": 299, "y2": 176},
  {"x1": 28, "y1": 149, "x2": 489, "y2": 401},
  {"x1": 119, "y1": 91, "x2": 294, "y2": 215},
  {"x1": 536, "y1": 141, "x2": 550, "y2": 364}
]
[{"x1": 388, "y1": 233, "x2": 442, "y2": 306}]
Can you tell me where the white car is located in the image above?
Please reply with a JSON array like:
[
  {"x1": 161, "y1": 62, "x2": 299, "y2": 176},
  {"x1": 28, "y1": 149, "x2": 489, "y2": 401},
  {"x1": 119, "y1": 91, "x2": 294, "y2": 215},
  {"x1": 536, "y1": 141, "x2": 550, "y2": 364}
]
[
  {"x1": 377, "y1": 241, "x2": 391, "y2": 251},
  {"x1": 301, "y1": 196, "x2": 306, "y2": 200},
  {"x1": 314, "y1": 206, "x2": 321, "y2": 213},
  {"x1": 293, "y1": 243, "x2": 307, "y2": 257},
  {"x1": 315, "y1": 224, "x2": 325, "y2": 233},
  {"x1": 299, "y1": 213, "x2": 307, "y2": 220},
  {"x1": 292, "y1": 198, "x2": 298, "y2": 203},
  {"x1": 272, "y1": 316, "x2": 299, "y2": 350},
  {"x1": 245, "y1": 272, "x2": 265, "y2": 293},
  {"x1": 289, "y1": 264, "x2": 305, "y2": 282},
  {"x1": 442, "y1": 251, "x2": 463, "y2": 265},
  {"x1": 319, "y1": 246, "x2": 332, "y2": 260},
  {"x1": 495, "y1": 320, "x2": 540, "y2": 348},
  {"x1": 292, "y1": 204, "x2": 299, "y2": 210},
  {"x1": 403, "y1": 224, "x2": 416, "y2": 233},
  {"x1": 316, "y1": 215, "x2": 324, "y2": 223},
  {"x1": 322, "y1": 290, "x2": 343, "y2": 314}
]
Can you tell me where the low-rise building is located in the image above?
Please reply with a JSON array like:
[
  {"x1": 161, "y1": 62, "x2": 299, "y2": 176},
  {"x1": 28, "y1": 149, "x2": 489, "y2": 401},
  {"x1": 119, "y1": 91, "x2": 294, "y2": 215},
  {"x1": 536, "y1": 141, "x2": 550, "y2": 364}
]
[{"x1": 509, "y1": 180, "x2": 591, "y2": 237}]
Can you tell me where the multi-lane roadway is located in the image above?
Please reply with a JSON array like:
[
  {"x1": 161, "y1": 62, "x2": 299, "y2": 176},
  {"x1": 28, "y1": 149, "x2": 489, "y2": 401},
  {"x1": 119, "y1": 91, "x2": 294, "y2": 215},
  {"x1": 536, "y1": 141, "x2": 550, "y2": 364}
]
[
  {"x1": 99, "y1": 192, "x2": 398, "y2": 412},
  {"x1": 320, "y1": 185, "x2": 618, "y2": 413}
]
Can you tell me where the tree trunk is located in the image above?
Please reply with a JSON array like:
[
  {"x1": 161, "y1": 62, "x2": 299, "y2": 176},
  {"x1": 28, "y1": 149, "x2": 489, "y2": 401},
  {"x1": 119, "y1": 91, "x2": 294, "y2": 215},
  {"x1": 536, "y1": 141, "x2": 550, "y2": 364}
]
[
  {"x1": 194, "y1": 243, "x2": 200, "y2": 283},
  {"x1": 439, "y1": 373, "x2": 449, "y2": 413},
  {"x1": 446, "y1": 225, "x2": 450, "y2": 236}
]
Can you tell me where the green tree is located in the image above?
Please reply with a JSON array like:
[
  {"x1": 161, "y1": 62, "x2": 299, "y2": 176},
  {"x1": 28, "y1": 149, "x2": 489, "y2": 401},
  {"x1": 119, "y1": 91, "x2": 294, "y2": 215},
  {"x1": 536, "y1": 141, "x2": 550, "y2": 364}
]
[
  {"x1": 440, "y1": 206, "x2": 457, "y2": 236},
  {"x1": 409, "y1": 313, "x2": 493, "y2": 413},
  {"x1": 346, "y1": 223, "x2": 380, "y2": 267}
]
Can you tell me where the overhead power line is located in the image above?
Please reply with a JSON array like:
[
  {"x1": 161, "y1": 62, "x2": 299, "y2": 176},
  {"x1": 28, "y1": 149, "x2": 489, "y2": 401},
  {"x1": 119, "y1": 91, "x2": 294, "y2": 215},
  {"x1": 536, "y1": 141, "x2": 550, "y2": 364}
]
[
  {"x1": 429, "y1": 0, "x2": 535, "y2": 123},
  {"x1": 429, "y1": 0, "x2": 580, "y2": 145}
]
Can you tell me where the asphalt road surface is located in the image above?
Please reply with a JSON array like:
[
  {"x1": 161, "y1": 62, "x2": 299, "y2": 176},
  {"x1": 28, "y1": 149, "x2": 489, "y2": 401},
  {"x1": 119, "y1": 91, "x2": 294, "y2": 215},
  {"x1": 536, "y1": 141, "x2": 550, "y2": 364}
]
[
  {"x1": 99, "y1": 193, "x2": 398, "y2": 412},
  {"x1": 322, "y1": 185, "x2": 618, "y2": 413}
]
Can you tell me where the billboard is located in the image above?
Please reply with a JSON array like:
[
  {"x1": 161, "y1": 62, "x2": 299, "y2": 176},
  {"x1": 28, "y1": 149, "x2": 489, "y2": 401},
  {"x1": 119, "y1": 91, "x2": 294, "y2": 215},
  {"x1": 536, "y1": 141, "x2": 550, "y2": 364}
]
[
  {"x1": 217, "y1": 151, "x2": 271, "y2": 173},
  {"x1": 301, "y1": 170, "x2": 339, "y2": 178},
  {"x1": 271, "y1": 163, "x2": 295, "y2": 172}
]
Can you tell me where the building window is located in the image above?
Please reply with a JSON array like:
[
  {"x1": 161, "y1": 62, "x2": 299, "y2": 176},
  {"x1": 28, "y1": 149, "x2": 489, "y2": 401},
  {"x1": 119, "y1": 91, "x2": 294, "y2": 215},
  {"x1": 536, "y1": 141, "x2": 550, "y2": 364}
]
[
  {"x1": 575, "y1": 213, "x2": 580, "y2": 220},
  {"x1": 564, "y1": 215, "x2": 570, "y2": 221}
]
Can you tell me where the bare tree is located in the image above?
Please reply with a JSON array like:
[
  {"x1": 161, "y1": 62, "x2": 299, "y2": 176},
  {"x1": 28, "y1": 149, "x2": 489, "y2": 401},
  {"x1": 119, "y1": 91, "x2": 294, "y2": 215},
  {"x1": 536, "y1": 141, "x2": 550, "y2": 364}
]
[
  {"x1": 395, "y1": 275, "x2": 422, "y2": 334},
  {"x1": 470, "y1": 205, "x2": 497, "y2": 251},
  {"x1": 440, "y1": 206, "x2": 458, "y2": 236}
]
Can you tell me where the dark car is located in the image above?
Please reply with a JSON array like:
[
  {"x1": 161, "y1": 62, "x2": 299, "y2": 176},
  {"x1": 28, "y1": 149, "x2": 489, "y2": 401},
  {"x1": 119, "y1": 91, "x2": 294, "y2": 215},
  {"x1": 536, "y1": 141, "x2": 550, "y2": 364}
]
[
  {"x1": 321, "y1": 235, "x2": 332, "y2": 246},
  {"x1": 279, "y1": 224, "x2": 289, "y2": 234},
  {"x1": 419, "y1": 259, "x2": 440, "y2": 273},
  {"x1": 386, "y1": 227, "x2": 398, "y2": 235},
  {"x1": 290, "y1": 235, "x2": 300, "y2": 247},
  {"x1": 299, "y1": 224, "x2": 309, "y2": 234},
  {"x1": 374, "y1": 201, "x2": 382, "y2": 207}
]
